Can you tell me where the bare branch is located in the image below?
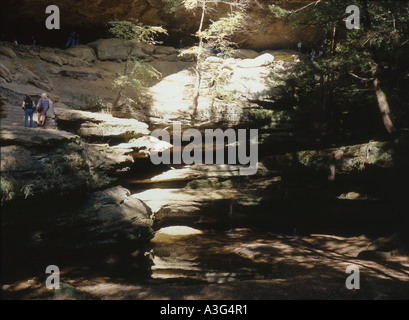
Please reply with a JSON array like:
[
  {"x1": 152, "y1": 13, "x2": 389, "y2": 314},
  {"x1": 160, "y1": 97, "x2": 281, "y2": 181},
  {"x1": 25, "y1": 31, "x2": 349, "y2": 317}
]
[{"x1": 350, "y1": 72, "x2": 375, "y2": 82}]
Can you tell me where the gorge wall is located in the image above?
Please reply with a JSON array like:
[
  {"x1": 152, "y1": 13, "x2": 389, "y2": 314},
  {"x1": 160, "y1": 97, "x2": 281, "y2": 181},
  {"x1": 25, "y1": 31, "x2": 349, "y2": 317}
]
[{"x1": 1, "y1": 0, "x2": 323, "y2": 50}]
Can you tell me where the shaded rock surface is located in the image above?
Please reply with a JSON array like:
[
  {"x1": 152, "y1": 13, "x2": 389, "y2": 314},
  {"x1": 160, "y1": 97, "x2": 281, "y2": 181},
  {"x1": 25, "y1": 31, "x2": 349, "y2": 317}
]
[
  {"x1": 53, "y1": 283, "x2": 97, "y2": 300},
  {"x1": 0, "y1": 123, "x2": 146, "y2": 204},
  {"x1": 262, "y1": 140, "x2": 398, "y2": 180},
  {"x1": 53, "y1": 186, "x2": 154, "y2": 247}
]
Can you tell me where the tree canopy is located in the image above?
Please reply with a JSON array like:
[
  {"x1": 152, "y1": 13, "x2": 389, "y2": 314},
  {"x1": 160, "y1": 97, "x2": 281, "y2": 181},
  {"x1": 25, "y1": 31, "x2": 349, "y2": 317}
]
[{"x1": 270, "y1": 0, "x2": 409, "y2": 137}]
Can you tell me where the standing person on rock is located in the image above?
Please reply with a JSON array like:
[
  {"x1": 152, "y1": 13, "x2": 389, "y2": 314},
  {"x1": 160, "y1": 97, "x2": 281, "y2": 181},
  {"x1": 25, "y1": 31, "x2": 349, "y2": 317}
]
[
  {"x1": 297, "y1": 40, "x2": 302, "y2": 53},
  {"x1": 65, "y1": 31, "x2": 76, "y2": 48},
  {"x1": 176, "y1": 39, "x2": 184, "y2": 49},
  {"x1": 311, "y1": 48, "x2": 317, "y2": 61},
  {"x1": 22, "y1": 95, "x2": 35, "y2": 128},
  {"x1": 36, "y1": 93, "x2": 50, "y2": 127}
]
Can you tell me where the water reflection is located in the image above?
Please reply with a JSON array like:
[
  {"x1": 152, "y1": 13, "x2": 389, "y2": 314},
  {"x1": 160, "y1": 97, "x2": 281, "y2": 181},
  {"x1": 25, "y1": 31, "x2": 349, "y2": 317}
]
[{"x1": 149, "y1": 227, "x2": 276, "y2": 283}]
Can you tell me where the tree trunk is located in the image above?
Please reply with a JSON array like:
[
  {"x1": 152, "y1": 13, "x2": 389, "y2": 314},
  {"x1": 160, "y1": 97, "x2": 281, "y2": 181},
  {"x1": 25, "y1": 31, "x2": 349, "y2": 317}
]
[
  {"x1": 192, "y1": 67, "x2": 201, "y2": 116},
  {"x1": 325, "y1": 26, "x2": 336, "y2": 121},
  {"x1": 113, "y1": 87, "x2": 123, "y2": 110},
  {"x1": 113, "y1": 52, "x2": 132, "y2": 110},
  {"x1": 192, "y1": 2, "x2": 206, "y2": 116},
  {"x1": 373, "y1": 77, "x2": 395, "y2": 134},
  {"x1": 362, "y1": 0, "x2": 395, "y2": 135},
  {"x1": 330, "y1": 26, "x2": 337, "y2": 57}
]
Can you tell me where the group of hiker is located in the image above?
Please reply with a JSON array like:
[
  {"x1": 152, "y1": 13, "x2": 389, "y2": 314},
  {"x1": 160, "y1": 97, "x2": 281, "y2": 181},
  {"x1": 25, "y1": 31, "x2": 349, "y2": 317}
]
[
  {"x1": 297, "y1": 40, "x2": 325, "y2": 61},
  {"x1": 8, "y1": 30, "x2": 79, "y2": 48},
  {"x1": 21, "y1": 93, "x2": 50, "y2": 128}
]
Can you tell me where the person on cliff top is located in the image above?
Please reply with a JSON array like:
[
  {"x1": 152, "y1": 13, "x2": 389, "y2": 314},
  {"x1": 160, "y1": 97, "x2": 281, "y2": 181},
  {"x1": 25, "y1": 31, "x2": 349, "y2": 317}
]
[
  {"x1": 22, "y1": 95, "x2": 36, "y2": 128},
  {"x1": 36, "y1": 93, "x2": 50, "y2": 127},
  {"x1": 297, "y1": 40, "x2": 302, "y2": 53}
]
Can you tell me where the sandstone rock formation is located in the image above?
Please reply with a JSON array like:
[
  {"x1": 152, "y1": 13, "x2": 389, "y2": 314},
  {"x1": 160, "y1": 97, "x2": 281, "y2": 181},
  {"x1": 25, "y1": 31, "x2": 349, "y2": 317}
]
[
  {"x1": 66, "y1": 186, "x2": 154, "y2": 245},
  {"x1": 87, "y1": 39, "x2": 149, "y2": 61},
  {"x1": 142, "y1": 51, "x2": 296, "y2": 126},
  {"x1": 2, "y1": 0, "x2": 323, "y2": 50},
  {"x1": 54, "y1": 107, "x2": 150, "y2": 138}
]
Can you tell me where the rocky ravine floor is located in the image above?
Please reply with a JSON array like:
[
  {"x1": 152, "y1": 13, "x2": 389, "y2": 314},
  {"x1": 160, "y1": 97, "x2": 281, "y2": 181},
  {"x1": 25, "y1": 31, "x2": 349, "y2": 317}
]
[{"x1": 2, "y1": 230, "x2": 409, "y2": 300}]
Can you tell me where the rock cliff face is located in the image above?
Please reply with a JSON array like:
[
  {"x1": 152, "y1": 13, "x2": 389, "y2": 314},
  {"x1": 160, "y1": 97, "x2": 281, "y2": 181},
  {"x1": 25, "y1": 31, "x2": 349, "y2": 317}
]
[{"x1": 1, "y1": 0, "x2": 322, "y2": 50}]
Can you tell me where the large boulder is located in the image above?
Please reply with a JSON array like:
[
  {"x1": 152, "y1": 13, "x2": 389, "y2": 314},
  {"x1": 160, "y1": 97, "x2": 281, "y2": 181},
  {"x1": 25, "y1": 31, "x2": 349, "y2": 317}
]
[
  {"x1": 0, "y1": 125, "x2": 78, "y2": 147},
  {"x1": 0, "y1": 124, "x2": 148, "y2": 204},
  {"x1": 13, "y1": 66, "x2": 53, "y2": 91},
  {"x1": 237, "y1": 53, "x2": 275, "y2": 68},
  {"x1": 39, "y1": 51, "x2": 64, "y2": 66},
  {"x1": 54, "y1": 107, "x2": 150, "y2": 138},
  {"x1": 153, "y1": 46, "x2": 179, "y2": 55},
  {"x1": 87, "y1": 38, "x2": 148, "y2": 61},
  {"x1": 74, "y1": 186, "x2": 154, "y2": 243},
  {"x1": 110, "y1": 135, "x2": 173, "y2": 158},
  {"x1": 78, "y1": 121, "x2": 148, "y2": 139},
  {"x1": 223, "y1": 60, "x2": 281, "y2": 101},
  {"x1": 34, "y1": 186, "x2": 155, "y2": 248},
  {"x1": 0, "y1": 46, "x2": 17, "y2": 59},
  {"x1": 132, "y1": 188, "x2": 230, "y2": 228},
  {"x1": 0, "y1": 62, "x2": 12, "y2": 83},
  {"x1": 64, "y1": 45, "x2": 97, "y2": 63}
]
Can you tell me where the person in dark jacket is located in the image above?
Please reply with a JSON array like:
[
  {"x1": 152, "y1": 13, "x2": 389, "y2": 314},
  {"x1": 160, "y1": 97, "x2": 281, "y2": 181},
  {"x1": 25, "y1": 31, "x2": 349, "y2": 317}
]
[
  {"x1": 22, "y1": 95, "x2": 35, "y2": 128},
  {"x1": 65, "y1": 31, "x2": 76, "y2": 48}
]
